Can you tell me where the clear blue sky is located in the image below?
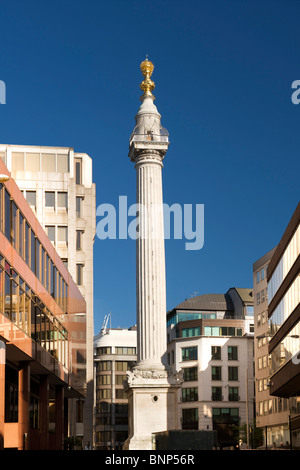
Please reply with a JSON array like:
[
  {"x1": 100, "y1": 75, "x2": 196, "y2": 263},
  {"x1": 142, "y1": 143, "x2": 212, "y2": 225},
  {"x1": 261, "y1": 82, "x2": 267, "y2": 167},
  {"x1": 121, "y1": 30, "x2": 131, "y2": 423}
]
[{"x1": 1, "y1": 0, "x2": 299, "y2": 332}]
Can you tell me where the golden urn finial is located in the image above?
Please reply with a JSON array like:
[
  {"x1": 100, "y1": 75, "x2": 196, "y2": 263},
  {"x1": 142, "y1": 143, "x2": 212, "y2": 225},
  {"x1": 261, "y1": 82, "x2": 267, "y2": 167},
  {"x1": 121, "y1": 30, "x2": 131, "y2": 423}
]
[{"x1": 140, "y1": 56, "x2": 155, "y2": 100}]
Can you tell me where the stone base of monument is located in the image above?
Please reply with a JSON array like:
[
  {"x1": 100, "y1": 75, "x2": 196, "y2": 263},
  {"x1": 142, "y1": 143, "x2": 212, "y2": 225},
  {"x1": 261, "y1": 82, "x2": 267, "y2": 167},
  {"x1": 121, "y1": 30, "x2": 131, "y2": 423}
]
[{"x1": 123, "y1": 368, "x2": 183, "y2": 451}]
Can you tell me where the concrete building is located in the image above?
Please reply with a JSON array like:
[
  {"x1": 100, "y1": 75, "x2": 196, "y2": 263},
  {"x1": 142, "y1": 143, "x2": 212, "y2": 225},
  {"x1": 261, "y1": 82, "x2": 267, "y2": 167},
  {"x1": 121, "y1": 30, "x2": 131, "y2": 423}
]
[
  {"x1": 124, "y1": 58, "x2": 182, "y2": 450},
  {"x1": 93, "y1": 322, "x2": 137, "y2": 449},
  {"x1": 167, "y1": 288, "x2": 255, "y2": 448},
  {"x1": 0, "y1": 160, "x2": 87, "y2": 449},
  {"x1": 0, "y1": 144, "x2": 96, "y2": 447},
  {"x1": 253, "y1": 248, "x2": 291, "y2": 448},
  {"x1": 267, "y1": 201, "x2": 300, "y2": 449}
]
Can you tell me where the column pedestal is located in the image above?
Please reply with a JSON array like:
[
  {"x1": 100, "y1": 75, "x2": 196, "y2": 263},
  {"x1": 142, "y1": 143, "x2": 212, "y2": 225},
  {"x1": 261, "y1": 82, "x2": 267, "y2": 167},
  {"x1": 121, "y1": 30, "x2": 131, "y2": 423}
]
[{"x1": 123, "y1": 369, "x2": 182, "y2": 450}]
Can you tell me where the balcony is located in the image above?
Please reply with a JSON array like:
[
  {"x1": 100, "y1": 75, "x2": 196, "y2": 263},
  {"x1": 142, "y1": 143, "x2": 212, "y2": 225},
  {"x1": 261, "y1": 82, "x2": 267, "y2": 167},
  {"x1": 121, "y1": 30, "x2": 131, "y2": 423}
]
[{"x1": 129, "y1": 126, "x2": 169, "y2": 144}]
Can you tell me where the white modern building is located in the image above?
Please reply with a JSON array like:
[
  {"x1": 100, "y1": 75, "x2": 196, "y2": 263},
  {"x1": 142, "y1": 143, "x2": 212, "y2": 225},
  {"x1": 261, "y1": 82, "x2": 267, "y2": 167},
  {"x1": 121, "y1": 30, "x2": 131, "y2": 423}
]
[
  {"x1": 0, "y1": 144, "x2": 96, "y2": 447},
  {"x1": 167, "y1": 288, "x2": 255, "y2": 448},
  {"x1": 94, "y1": 322, "x2": 137, "y2": 449}
]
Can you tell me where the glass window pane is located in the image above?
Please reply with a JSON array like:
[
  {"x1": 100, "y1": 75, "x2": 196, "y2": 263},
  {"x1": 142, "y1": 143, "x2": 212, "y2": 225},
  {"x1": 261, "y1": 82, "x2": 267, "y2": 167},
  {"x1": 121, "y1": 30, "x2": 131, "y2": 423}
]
[
  {"x1": 11, "y1": 152, "x2": 24, "y2": 171},
  {"x1": 19, "y1": 212, "x2": 24, "y2": 258},
  {"x1": 76, "y1": 264, "x2": 83, "y2": 285},
  {"x1": 45, "y1": 226, "x2": 55, "y2": 243},
  {"x1": 45, "y1": 192, "x2": 55, "y2": 208},
  {"x1": 26, "y1": 191, "x2": 36, "y2": 208},
  {"x1": 25, "y1": 222, "x2": 30, "y2": 265},
  {"x1": 26, "y1": 153, "x2": 40, "y2": 171},
  {"x1": 75, "y1": 159, "x2": 82, "y2": 184},
  {"x1": 57, "y1": 154, "x2": 69, "y2": 173},
  {"x1": 57, "y1": 226, "x2": 68, "y2": 242},
  {"x1": 11, "y1": 202, "x2": 18, "y2": 249},
  {"x1": 57, "y1": 192, "x2": 67, "y2": 208},
  {"x1": 5, "y1": 189, "x2": 10, "y2": 241},
  {"x1": 42, "y1": 153, "x2": 55, "y2": 172},
  {"x1": 76, "y1": 197, "x2": 83, "y2": 218},
  {"x1": 31, "y1": 230, "x2": 35, "y2": 272}
]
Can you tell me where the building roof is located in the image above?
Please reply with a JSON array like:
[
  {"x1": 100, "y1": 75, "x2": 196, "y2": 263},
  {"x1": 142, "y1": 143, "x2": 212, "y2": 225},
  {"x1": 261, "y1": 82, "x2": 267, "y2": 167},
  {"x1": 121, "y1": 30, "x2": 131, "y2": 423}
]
[
  {"x1": 174, "y1": 293, "x2": 234, "y2": 312},
  {"x1": 233, "y1": 287, "x2": 253, "y2": 303}
]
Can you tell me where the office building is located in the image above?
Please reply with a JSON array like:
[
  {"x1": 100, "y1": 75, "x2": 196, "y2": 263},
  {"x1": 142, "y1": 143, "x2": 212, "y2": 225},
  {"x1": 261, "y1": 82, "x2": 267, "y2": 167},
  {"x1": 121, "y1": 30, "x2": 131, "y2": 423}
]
[
  {"x1": 267, "y1": 201, "x2": 300, "y2": 449},
  {"x1": 253, "y1": 248, "x2": 291, "y2": 448},
  {"x1": 167, "y1": 288, "x2": 255, "y2": 448},
  {"x1": 0, "y1": 160, "x2": 87, "y2": 449},
  {"x1": 0, "y1": 144, "x2": 96, "y2": 447},
  {"x1": 93, "y1": 323, "x2": 137, "y2": 449}
]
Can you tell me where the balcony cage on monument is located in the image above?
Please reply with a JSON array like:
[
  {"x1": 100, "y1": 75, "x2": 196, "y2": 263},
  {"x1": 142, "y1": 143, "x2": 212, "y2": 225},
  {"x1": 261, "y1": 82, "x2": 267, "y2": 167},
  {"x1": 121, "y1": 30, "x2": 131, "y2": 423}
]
[{"x1": 130, "y1": 125, "x2": 169, "y2": 144}]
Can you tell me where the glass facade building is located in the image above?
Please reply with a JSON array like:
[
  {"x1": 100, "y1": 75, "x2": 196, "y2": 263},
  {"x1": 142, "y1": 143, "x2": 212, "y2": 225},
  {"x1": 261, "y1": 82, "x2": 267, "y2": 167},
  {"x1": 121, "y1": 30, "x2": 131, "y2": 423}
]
[{"x1": 0, "y1": 159, "x2": 87, "y2": 450}]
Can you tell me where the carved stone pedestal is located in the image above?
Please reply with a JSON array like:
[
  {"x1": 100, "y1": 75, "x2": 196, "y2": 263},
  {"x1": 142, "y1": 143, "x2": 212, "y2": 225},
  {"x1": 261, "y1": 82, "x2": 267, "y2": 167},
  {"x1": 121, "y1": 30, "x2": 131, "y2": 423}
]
[{"x1": 123, "y1": 368, "x2": 183, "y2": 450}]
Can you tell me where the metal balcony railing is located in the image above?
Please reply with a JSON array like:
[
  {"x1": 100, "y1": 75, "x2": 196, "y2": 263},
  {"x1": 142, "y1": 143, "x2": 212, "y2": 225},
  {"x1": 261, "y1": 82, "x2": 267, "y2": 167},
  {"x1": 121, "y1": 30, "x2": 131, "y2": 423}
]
[{"x1": 130, "y1": 126, "x2": 169, "y2": 144}]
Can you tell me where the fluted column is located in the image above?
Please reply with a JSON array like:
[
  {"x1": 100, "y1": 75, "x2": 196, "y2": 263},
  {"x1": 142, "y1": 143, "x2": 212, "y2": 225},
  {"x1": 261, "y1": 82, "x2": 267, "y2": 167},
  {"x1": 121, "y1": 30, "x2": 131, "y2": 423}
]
[{"x1": 135, "y1": 152, "x2": 167, "y2": 369}]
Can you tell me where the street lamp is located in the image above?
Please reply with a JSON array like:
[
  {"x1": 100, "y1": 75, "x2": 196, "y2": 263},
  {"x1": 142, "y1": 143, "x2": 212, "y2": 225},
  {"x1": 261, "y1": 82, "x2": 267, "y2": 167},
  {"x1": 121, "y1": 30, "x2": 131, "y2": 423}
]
[{"x1": 0, "y1": 174, "x2": 9, "y2": 182}]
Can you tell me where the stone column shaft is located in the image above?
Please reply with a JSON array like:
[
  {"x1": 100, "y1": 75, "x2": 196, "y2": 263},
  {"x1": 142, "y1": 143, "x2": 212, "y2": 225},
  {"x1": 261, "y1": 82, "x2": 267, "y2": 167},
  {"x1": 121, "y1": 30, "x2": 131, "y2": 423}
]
[{"x1": 136, "y1": 156, "x2": 167, "y2": 369}]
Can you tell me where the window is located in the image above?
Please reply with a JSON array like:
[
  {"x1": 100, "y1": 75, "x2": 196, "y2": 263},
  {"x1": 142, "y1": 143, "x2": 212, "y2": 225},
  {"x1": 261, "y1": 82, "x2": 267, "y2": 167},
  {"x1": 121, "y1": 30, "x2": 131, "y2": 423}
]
[
  {"x1": 57, "y1": 192, "x2": 67, "y2": 209},
  {"x1": 116, "y1": 389, "x2": 127, "y2": 399},
  {"x1": 26, "y1": 153, "x2": 40, "y2": 171},
  {"x1": 19, "y1": 212, "x2": 24, "y2": 259},
  {"x1": 4, "y1": 189, "x2": 10, "y2": 241},
  {"x1": 212, "y1": 408, "x2": 239, "y2": 425},
  {"x1": 96, "y1": 347, "x2": 111, "y2": 355},
  {"x1": 98, "y1": 375, "x2": 111, "y2": 385},
  {"x1": 76, "y1": 196, "x2": 83, "y2": 218},
  {"x1": 97, "y1": 361, "x2": 112, "y2": 371},
  {"x1": 182, "y1": 327, "x2": 201, "y2": 338},
  {"x1": 115, "y1": 361, "x2": 129, "y2": 371},
  {"x1": 228, "y1": 346, "x2": 238, "y2": 361},
  {"x1": 25, "y1": 222, "x2": 30, "y2": 265},
  {"x1": 115, "y1": 375, "x2": 127, "y2": 385},
  {"x1": 30, "y1": 230, "x2": 35, "y2": 272},
  {"x1": 182, "y1": 408, "x2": 198, "y2": 430},
  {"x1": 76, "y1": 400, "x2": 83, "y2": 423},
  {"x1": 182, "y1": 387, "x2": 198, "y2": 402},
  {"x1": 5, "y1": 366, "x2": 18, "y2": 422},
  {"x1": 45, "y1": 226, "x2": 55, "y2": 243},
  {"x1": 204, "y1": 326, "x2": 243, "y2": 337},
  {"x1": 76, "y1": 230, "x2": 84, "y2": 250},
  {"x1": 246, "y1": 305, "x2": 254, "y2": 315},
  {"x1": 75, "y1": 158, "x2": 82, "y2": 185},
  {"x1": 182, "y1": 347, "x2": 197, "y2": 361},
  {"x1": 212, "y1": 387, "x2": 222, "y2": 401},
  {"x1": 211, "y1": 366, "x2": 222, "y2": 381},
  {"x1": 45, "y1": 191, "x2": 55, "y2": 209},
  {"x1": 228, "y1": 366, "x2": 238, "y2": 381},
  {"x1": 228, "y1": 387, "x2": 239, "y2": 401},
  {"x1": 57, "y1": 154, "x2": 69, "y2": 173},
  {"x1": 115, "y1": 347, "x2": 136, "y2": 355},
  {"x1": 11, "y1": 202, "x2": 18, "y2": 249},
  {"x1": 42, "y1": 153, "x2": 55, "y2": 172},
  {"x1": 26, "y1": 191, "x2": 36, "y2": 209},
  {"x1": 57, "y1": 226, "x2": 68, "y2": 243},
  {"x1": 211, "y1": 346, "x2": 221, "y2": 360},
  {"x1": 98, "y1": 389, "x2": 111, "y2": 399},
  {"x1": 183, "y1": 367, "x2": 198, "y2": 381},
  {"x1": 11, "y1": 152, "x2": 24, "y2": 171},
  {"x1": 76, "y1": 263, "x2": 84, "y2": 285}
]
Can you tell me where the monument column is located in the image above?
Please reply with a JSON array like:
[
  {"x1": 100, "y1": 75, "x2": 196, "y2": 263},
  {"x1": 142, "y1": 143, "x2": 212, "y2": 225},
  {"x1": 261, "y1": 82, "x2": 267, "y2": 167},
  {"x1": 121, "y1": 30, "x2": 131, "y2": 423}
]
[{"x1": 124, "y1": 58, "x2": 182, "y2": 450}]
